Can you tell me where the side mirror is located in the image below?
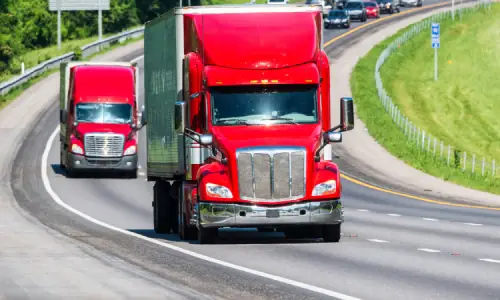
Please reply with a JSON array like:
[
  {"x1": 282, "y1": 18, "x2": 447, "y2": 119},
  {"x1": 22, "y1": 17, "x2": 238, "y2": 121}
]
[
  {"x1": 140, "y1": 105, "x2": 147, "y2": 126},
  {"x1": 175, "y1": 101, "x2": 188, "y2": 134},
  {"x1": 340, "y1": 97, "x2": 354, "y2": 131},
  {"x1": 324, "y1": 131, "x2": 342, "y2": 143},
  {"x1": 60, "y1": 109, "x2": 68, "y2": 123}
]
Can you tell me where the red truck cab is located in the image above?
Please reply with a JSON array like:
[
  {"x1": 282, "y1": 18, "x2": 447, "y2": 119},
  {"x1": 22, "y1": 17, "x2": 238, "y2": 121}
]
[{"x1": 59, "y1": 62, "x2": 141, "y2": 178}]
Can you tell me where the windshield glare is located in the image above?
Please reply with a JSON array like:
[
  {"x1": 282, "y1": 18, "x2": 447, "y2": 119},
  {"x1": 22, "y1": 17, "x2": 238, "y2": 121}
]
[
  {"x1": 329, "y1": 11, "x2": 346, "y2": 17},
  {"x1": 210, "y1": 85, "x2": 318, "y2": 126},
  {"x1": 346, "y1": 2, "x2": 362, "y2": 8},
  {"x1": 76, "y1": 103, "x2": 132, "y2": 124}
]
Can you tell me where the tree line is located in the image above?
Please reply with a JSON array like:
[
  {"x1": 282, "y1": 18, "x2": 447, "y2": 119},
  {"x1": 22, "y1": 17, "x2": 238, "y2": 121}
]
[{"x1": 0, "y1": 0, "x2": 204, "y2": 78}]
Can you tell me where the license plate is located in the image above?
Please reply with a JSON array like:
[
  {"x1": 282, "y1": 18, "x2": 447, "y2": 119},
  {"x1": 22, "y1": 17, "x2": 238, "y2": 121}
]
[{"x1": 266, "y1": 209, "x2": 280, "y2": 218}]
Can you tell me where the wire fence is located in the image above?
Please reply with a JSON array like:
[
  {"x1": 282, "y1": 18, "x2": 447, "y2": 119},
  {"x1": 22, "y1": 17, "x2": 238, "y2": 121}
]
[{"x1": 374, "y1": 0, "x2": 496, "y2": 179}]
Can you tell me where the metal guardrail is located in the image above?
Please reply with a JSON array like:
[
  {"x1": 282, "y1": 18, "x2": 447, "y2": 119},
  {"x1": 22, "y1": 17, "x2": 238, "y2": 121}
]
[
  {"x1": 0, "y1": 26, "x2": 145, "y2": 96},
  {"x1": 374, "y1": 0, "x2": 496, "y2": 177}
]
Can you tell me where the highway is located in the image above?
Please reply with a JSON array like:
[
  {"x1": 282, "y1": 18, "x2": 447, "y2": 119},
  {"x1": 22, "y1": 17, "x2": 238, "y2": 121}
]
[{"x1": 8, "y1": 1, "x2": 500, "y2": 300}]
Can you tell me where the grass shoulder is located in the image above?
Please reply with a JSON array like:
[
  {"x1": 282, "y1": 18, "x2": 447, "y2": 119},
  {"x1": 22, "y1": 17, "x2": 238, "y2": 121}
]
[{"x1": 350, "y1": 4, "x2": 500, "y2": 195}]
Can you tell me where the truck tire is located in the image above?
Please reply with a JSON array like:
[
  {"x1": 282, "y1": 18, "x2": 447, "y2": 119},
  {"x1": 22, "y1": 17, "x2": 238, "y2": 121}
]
[
  {"x1": 198, "y1": 227, "x2": 217, "y2": 244},
  {"x1": 179, "y1": 213, "x2": 197, "y2": 240},
  {"x1": 60, "y1": 151, "x2": 66, "y2": 169},
  {"x1": 153, "y1": 180, "x2": 173, "y2": 234},
  {"x1": 322, "y1": 223, "x2": 341, "y2": 243}
]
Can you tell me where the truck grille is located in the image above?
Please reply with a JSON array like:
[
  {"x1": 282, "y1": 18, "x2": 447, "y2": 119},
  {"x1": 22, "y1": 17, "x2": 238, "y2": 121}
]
[
  {"x1": 236, "y1": 146, "x2": 306, "y2": 201},
  {"x1": 84, "y1": 133, "x2": 125, "y2": 157}
]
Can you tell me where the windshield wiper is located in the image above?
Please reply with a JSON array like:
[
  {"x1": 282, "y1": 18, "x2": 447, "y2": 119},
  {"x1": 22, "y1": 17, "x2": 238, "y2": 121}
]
[
  {"x1": 260, "y1": 116, "x2": 299, "y2": 124},
  {"x1": 217, "y1": 118, "x2": 250, "y2": 125}
]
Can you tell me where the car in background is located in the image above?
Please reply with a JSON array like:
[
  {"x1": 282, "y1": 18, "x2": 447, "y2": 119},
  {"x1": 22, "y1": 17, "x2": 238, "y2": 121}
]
[
  {"x1": 305, "y1": 0, "x2": 333, "y2": 16},
  {"x1": 336, "y1": 0, "x2": 348, "y2": 8},
  {"x1": 324, "y1": 9, "x2": 350, "y2": 28},
  {"x1": 344, "y1": 1, "x2": 367, "y2": 22},
  {"x1": 363, "y1": 1, "x2": 380, "y2": 18},
  {"x1": 267, "y1": 0, "x2": 288, "y2": 4},
  {"x1": 376, "y1": 0, "x2": 401, "y2": 13},
  {"x1": 400, "y1": 0, "x2": 422, "y2": 6}
]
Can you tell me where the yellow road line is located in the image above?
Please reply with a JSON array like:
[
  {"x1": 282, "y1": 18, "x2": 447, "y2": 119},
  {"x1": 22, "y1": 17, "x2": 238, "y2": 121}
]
[
  {"x1": 341, "y1": 173, "x2": 500, "y2": 210},
  {"x1": 323, "y1": 1, "x2": 500, "y2": 211}
]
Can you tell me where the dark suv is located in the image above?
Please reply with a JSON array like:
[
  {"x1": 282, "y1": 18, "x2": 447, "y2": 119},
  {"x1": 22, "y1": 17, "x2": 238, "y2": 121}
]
[
  {"x1": 324, "y1": 9, "x2": 350, "y2": 28},
  {"x1": 344, "y1": 1, "x2": 367, "y2": 22},
  {"x1": 376, "y1": 0, "x2": 401, "y2": 13}
]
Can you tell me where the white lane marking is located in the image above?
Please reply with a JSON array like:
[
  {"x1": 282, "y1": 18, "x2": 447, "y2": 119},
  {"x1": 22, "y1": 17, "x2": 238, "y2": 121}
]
[
  {"x1": 138, "y1": 165, "x2": 142, "y2": 169},
  {"x1": 422, "y1": 218, "x2": 438, "y2": 221},
  {"x1": 40, "y1": 57, "x2": 361, "y2": 300},
  {"x1": 138, "y1": 172, "x2": 146, "y2": 176},
  {"x1": 356, "y1": 209, "x2": 370, "y2": 212},
  {"x1": 478, "y1": 259, "x2": 500, "y2": 264},
  {"x1": 367, "y1": 239, "x2": 389, "y2": 243},
  {"x1": 417, "y1": 248, "x2": 441, "y2": 253},
  {"x1": 387, "y1": 213, "x2": 401, "y2": 217},
  {"x1": 464, "y1": 223, "x2": 483, "y2": 226}
]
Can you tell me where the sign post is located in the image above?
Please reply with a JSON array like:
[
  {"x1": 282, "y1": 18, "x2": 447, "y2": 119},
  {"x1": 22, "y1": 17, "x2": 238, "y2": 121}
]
[
  {"x1": 431, "y1": 23, "x2": 440, "y2": 81},
  {"x1": 49, "y1": 0, "x2": 110, "y2": 49}
]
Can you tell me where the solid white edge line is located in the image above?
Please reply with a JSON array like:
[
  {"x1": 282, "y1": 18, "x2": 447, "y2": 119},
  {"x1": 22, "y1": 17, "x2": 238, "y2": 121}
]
[
  {"x1": 422, "y1": 218, "x2": 438, "y2": 221},
  {"x1": 40, "y1": 56, "x2": 361, "y2": 300}
]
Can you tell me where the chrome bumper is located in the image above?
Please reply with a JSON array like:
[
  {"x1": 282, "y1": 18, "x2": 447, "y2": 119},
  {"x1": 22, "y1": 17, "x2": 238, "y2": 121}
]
[{"x1": 198, "y1": 200, "x2": 343, "y2": 228}]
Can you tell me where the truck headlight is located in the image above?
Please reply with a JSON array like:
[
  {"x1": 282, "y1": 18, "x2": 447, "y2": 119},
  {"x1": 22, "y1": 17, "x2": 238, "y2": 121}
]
[
  {"x1": 71, "y1": 144, "x2": 83, "y2": 155},
  {"x1": 124, "y1": 145, "x2": 137, "y2": 156},
  {"x1": 206, "y1": 183, "x2": 233, "y2": 198},
  {"x1": 312, "y1": 180, "x2": 337, "y2": 196}
]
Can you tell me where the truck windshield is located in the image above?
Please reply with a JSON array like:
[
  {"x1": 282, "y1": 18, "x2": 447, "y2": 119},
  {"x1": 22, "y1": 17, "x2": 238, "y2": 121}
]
[
  {"x1": 210, "y1": 85, "x2": 318, "y2": 126},
  {"x1": 76, "y1": 103, "x2": 132, "y2": 124}
]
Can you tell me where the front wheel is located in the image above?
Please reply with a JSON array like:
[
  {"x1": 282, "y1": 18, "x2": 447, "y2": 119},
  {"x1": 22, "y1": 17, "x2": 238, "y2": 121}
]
[{"x1": 323, "y1": 223, "x2": 341, "y2": 243}]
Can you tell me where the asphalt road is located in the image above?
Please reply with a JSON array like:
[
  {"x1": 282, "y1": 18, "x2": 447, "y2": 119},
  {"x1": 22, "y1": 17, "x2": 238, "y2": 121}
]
[{"x1": 11, "y1": 1, "x2": 500, "y2": 300}]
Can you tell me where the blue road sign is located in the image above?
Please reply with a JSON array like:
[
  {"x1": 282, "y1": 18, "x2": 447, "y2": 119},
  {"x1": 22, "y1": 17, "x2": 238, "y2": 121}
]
[{"x1": 431, "y1": 23, "x2": 440, "y2": 48}]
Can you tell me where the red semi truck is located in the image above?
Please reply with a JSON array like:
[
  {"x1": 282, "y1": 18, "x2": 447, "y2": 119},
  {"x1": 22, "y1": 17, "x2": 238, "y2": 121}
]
[
  {"x1": 59, "y1": 62, "x2": 142, "y2": 178},
  {"x1": 142, "y1": 4, "x2": 354, "y2": 244}
]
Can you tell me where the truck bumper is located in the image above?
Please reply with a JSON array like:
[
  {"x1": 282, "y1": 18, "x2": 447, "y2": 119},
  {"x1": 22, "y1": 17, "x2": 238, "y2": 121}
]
[
  {"x1": 68, "y1": 153, "x2": 138, "y2": 171},
  {"x1": 198, "y1": 200, "x2": 343, "y2": 228}
]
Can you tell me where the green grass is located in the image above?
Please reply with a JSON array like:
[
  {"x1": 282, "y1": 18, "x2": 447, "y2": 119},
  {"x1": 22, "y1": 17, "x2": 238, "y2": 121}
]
[
  {"x1": 0, "y1": 34, "x2": 143, "y2": 111},
  {"x1": 350, "y1": 3, "x2": 500, "y2": 195}
]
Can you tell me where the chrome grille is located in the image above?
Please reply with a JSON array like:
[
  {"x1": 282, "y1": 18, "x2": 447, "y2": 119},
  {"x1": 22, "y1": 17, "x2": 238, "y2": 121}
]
[
  {"x1": 236, "y1": 146, "x2": 306, "y2": 201},
  {"x1": 84, "y1": 133, "x2": 125, "y2": 157}
]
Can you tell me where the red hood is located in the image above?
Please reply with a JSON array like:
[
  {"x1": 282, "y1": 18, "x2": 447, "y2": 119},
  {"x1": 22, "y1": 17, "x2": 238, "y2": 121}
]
[
  {"x1": 211, "y1": 124, "x2": 322, "y2": 153},
  {"x1": 75, "y1": 122, "x2": 132, "y2": 136}
]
